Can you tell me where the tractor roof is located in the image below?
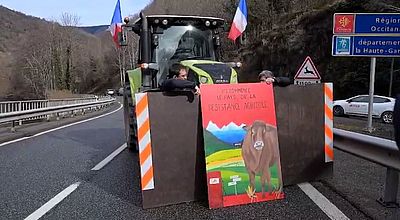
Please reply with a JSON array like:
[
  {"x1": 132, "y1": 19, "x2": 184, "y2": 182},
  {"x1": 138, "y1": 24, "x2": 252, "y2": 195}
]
[
  {"x1": 133, "y1": 15, "x2": 225, "y2": 27},
  {"x1": 146, "y1": 15, "x2": 224, "y2": 21}
]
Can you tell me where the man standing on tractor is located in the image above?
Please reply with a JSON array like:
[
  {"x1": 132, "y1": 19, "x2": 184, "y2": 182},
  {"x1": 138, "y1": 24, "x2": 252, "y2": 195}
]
[{"x1": 161, "y1": 64, "x2": 201, "y2": 95}]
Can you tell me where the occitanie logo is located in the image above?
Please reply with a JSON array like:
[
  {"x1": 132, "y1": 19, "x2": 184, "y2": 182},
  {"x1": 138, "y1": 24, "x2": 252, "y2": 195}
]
[{"x1": 339, "y1": 17, "x2": 350, "y2": 28}]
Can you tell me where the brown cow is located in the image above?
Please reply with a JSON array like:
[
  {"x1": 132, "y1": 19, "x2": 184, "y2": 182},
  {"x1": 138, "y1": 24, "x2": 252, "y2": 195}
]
[{"x1": 241, "y1": 120, "x2": 283, "y2": 198}]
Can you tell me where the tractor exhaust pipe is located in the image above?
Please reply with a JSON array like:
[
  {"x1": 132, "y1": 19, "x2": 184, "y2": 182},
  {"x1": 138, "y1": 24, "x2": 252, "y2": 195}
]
[{"x1": 140, "y1": 12, "x2": 152, "y2": 90}]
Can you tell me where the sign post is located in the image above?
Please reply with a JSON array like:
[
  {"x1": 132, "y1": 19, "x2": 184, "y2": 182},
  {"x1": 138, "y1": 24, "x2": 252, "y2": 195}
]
[
  {"x1": 367, "y1": 58, "x2": 376, "y2": 132},
  {"x1": 332, "y1": 13, "x2": 400, "y2": 132}
]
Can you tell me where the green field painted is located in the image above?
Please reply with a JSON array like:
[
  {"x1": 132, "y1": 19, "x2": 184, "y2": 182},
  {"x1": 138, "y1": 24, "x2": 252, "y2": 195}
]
[
  {"x1": 208, "y1": 164, "x2": 280, "y2": 196},
  {"x1": 206, "y1": 149, "x2": 242, "y2": 165}
]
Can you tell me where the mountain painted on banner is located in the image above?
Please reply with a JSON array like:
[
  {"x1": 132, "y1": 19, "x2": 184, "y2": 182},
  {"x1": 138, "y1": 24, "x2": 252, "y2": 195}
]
[{"x1": 206, "y1": 121, "x2": 247, "y2": 145}]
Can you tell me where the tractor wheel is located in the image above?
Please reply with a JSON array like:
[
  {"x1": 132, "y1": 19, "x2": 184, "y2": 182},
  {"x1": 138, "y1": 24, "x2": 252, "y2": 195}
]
[{"x1": 123, "y1": 82, "x2": 138, "y2": 151}]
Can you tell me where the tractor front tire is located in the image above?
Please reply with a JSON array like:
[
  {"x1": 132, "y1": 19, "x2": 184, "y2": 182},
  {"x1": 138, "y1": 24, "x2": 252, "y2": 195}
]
[{"x1": 123, "y1": 83, "x2": 138, "y2": 151}]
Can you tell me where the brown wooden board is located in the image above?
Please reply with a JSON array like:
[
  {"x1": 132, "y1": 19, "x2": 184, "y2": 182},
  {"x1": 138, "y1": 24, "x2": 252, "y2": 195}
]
[
  {"x1": 274, "y1": 84, "x2": 333, "y2": 185},
  {"x1": 142, "y1": 91, "x2": 206, "y2": 209},
  {"x1": 138, "y1": 84, "x2": 332, "y2": 208}
]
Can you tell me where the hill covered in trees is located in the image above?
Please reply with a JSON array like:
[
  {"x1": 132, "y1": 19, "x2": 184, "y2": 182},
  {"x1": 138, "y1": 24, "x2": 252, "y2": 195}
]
[
  {"x1": 78, "y1": 25, "x2": 109, "y2": 35},
  {"x1": 139, "y1": 0, "x2": 400, "y2": 99},
  {"x1": 0, "y1": 6, "x2": 120, "y2": 100},
  {"x1": 1, "y1": 0, "x2": 400, "y2": 100}
]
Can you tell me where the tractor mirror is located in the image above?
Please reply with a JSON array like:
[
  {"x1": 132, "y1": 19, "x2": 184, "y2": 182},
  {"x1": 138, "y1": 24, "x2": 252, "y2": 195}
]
[
  {"x1": 152, "y1": 35, "x2": 159, "y2": 47},
  {"x1": 213, "y1": 35, "x2": 221, "y2": 47},
  {"x1": 223, "y1": 22, "x2": 230, "y2": 32},
  {"x1": 118, "y1": 30, "x2": 127, "y2": 47},
  {"x1": 132, "y1": 23, "x2": 141, "y2": 34}
]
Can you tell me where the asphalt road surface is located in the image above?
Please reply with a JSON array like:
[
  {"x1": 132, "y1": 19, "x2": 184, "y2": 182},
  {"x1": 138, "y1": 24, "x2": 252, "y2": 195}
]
[
  {"x1": 334, "y1": 115, "x2": 394, "y2": 140},
  {"x1": 0, "y1": 104, "x2": 398, "y2": 220}
]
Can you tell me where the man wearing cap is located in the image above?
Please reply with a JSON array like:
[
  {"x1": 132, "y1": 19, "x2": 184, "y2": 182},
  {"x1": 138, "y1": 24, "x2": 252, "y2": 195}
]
[
  {"x1": 258, "y1": 70, "x2": 291, "y2": 87},
  {"x1": 161, "y1": 64, "x2": 200, "y2": 95}
]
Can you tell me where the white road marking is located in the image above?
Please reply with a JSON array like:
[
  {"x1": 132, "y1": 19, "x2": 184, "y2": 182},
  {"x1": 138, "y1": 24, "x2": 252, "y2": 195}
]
[
  {"x1": 298, "y1": 182, "x2": 350, "y2": 220},
  {"x1": 24, "y1": 182, "x2": 81, "y2": 220},
  {"x1": 0, "y1": 104, "x2": 123, "y2": 147},
  {"x1": 0, "y1": 137, "x2": 30, "y2": 147},
  {"x1": 91, "y1": 143, "x2": 127, "y2": 171}
]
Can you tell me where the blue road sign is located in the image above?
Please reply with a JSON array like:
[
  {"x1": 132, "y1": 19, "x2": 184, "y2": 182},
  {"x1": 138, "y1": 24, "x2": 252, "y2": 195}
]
[
  {"x1": 332, "y1": 35, "x2": 400, "y2": 57},
  {"x1": 355, "y1": 14, "x2": 400, "y2": 35},
  {"x1": 333, "y1": 13, "x2": 400, "y2": 35}
]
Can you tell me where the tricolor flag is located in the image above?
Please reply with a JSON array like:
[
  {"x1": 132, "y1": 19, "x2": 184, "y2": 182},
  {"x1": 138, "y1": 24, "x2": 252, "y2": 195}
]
[
  {"x1": 109, "y1": 0, "x2": 122, "y2": 47},
  {"x1": 228, "y1": 0, "x2": 248, "y2": 42}
]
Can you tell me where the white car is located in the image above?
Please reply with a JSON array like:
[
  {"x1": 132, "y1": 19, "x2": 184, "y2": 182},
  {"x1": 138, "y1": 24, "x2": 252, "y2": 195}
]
[
  {"x1": 333, "y1": 95, "x2": 395, "y2": 123},
  {"x1": 107, "y1": 89, "x2": 115, "y2": 96}
]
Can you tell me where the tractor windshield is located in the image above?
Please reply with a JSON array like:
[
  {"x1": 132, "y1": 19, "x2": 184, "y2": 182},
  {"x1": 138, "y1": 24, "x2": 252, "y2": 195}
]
[{"x1": 151, "y1": 25, "x2": 216, "y2": 84}]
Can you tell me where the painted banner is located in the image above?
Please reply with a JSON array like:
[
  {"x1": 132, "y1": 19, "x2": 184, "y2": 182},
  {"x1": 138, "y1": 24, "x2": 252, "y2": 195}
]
[{"x1": 200, "y1": 83, "x2": 285, "y2": 209}]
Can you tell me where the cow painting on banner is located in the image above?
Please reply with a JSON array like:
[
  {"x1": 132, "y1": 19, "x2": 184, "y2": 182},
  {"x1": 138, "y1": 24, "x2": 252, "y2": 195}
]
[{"x1": 200, "y1": 83, "x2": 284, "y2": 209}]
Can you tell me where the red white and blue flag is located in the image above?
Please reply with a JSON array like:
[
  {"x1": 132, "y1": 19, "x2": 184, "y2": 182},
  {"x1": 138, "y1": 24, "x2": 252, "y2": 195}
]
[
  {"x1": 228, "y1": 0, "x2": 248, "y2": 41},
  {"x1": 109, "y1": 0, "x2": 122, "y2": 47}
]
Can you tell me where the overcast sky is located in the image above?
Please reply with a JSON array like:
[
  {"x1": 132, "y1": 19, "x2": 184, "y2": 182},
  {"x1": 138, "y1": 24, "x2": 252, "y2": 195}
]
[{"x1": 0, "y1": 0, "x2": 152, "y2": 26}]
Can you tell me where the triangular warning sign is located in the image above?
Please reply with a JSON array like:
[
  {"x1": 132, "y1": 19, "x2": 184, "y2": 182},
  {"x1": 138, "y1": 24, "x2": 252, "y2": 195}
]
[{"x1": 294, "y1": 56, "x2": 321, "y2": 80}]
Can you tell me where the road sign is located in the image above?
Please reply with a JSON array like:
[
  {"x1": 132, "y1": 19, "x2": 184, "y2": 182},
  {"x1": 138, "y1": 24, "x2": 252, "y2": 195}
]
[
  {"x1": 334, "y1": 13, "x2": 400, "y2": 35},
  {"x1": 332, "y1": 35, "x2": 400, "y2": 57},
  {"x1": 228, "y1": 182, "x2": 237, "y2": 186},
  {"x1": 232, "y1": 177, "x2": 241, "y2": 182},
  {"x1": 294, "y1": 56, "x2": 321, "y2": 85},
  {"x1": 332, "y1": 13, "x2": 400, "y2": 132}
]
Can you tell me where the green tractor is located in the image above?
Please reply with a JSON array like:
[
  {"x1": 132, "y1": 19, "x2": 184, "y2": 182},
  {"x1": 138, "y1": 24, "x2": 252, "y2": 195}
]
[{"x1": 120, "y1": 13, "x2": 240, "y2": 150}]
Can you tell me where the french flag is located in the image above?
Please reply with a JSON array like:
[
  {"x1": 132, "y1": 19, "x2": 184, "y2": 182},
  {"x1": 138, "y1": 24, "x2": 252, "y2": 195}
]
[
  {"x1": 109, "y1": 0, "x2": 122, "y2": 47},
  {"x1": 228, "y1": 0, "x2": 248, "y2": 41}
]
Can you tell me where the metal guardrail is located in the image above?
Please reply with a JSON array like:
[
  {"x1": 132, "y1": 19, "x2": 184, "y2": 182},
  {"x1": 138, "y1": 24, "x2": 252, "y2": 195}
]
[
  {"x1": 0, "y1": 96, "x2": 110, "y2": 114},
  {"x1": 0, "y1": 98, "x2": 116, "y2": 130},
  {"x1": 334, "y1": 128, "x2": 400, "y2": 208}
]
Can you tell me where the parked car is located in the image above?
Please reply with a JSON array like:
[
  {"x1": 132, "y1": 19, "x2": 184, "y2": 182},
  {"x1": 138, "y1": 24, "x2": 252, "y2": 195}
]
[
  {"x1": 333, "y1": 95, "x2": 395, "y2": 123},
  {"x1": 107, "y1": 89, "x2": 115, "y2": 96}
]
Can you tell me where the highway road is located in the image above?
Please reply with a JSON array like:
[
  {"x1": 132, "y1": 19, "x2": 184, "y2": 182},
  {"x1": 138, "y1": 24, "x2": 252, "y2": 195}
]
[
  {"x1": 0, "y1": 103, "x2": 398, "y2": 220},
  {"x1": 334, "y1": 116, "x2": 395, "y2": 140}
]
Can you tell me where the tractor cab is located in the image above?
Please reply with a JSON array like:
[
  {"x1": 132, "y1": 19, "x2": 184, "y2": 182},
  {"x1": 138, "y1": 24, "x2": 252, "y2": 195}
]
[
  {"x1": 122, "y1": 14, "x2": 238, "y2": 91},
  {"x1": 120, "y1": 13, "x2": 240, "y2": 151}
]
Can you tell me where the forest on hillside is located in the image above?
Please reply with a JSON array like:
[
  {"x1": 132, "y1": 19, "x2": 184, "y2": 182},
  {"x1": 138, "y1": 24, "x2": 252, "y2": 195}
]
[
  {"x1": 1, "y1": 0, "x2": 400, "y2": 100},
  {"x1": 0, "y1": 7, "x2": 120, "y2": 100},
  {"x1": 124, "y1": 0, "x2": 400, "y2": 99}
]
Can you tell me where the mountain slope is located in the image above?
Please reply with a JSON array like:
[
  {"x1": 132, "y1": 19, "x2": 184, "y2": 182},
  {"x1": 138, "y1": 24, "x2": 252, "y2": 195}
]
[
  {"x1": 78, "y1": 25, "x2": 109, "y2": 35},
  {"x1": 0, "y1": 6, "x2": 120, "y2": 100},
  {"x1": 0, "y1": 6, "x2": 52, "y2": 99},
  {"x1": 204, "y1": 129, "x2": 238, "y2": 157}
]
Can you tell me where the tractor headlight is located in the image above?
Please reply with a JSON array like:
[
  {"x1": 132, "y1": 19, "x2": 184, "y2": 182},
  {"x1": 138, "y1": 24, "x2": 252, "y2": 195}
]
[
  {"x1": 140, "y1": 63, "x2": 149, "y2": 69},
  {"x1": 205, "y1": 21, "x2": 210, "y2": 26},
  {"x1": 162, "y1": 19, "x2": 168, "y2": 25},
  {"x1": 200, "y1": 76, "x2": 208, "y2": 84}
]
